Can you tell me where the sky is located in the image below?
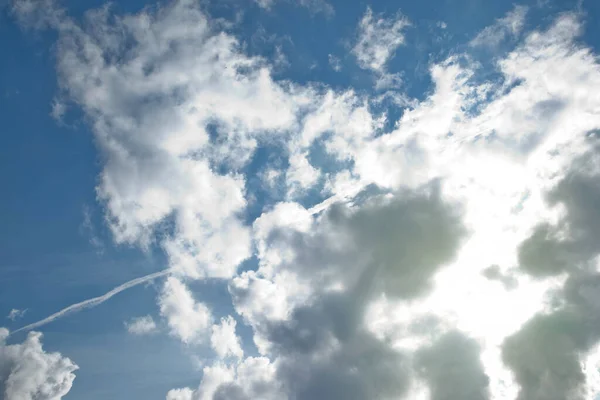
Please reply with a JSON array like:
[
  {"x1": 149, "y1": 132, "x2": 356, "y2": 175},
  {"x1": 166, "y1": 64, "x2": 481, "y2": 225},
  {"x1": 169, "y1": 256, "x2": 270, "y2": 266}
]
[{"x1": 2, "y1": 0, "x2": 600, "y2": 399}]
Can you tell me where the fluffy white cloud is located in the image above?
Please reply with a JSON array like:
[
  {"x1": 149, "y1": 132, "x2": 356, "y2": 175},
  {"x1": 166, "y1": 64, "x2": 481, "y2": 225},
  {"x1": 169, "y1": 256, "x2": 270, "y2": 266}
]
[
  {"x1": 39, "y1": 0, "x2": 324, "y2": 280},
  {"x1": 167, "y1": 356, "x2": 282, "y2": 400},
  {"x1": 0, "y1": 329, "x2": 78, "y2": 400},
  {"x1": 125, "y1": 315, "x2": 158, "y2": 335},
  {"x1": 159, "y1": 277, "x2": 212, "y2": 344},
  {"x1": 166, "y1": 387, "x2": 194, "y2": 400},
  {"x1": 211, "y1": 316, "x2": 243, "y2": 360},
  {"x1": 352, "y1": 7, "x2": 410, "y2": 72}
]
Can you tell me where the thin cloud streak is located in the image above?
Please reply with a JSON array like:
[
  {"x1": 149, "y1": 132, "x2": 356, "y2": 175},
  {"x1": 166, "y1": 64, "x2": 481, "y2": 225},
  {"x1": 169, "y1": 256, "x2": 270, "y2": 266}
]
[{"x1": 11, "y1": 269, "x2": 171, "y2": 334}]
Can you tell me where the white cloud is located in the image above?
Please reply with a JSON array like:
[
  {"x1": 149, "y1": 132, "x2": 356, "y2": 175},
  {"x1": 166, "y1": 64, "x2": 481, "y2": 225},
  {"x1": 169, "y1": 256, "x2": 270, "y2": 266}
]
[
  {"x1": 470, "y1": 5, "x2": 528, "y2": 48},
  {"x1": 35, "y1": 0, "x2": 326, "y2": 281},
  {"x1": 166, "y1": 387, "x2": 194, "y2": 400},
  {"x1": 255, "y1": 0, "x2": 334, "y2": 16},
  {"x1": 125, "y1": 315, "x2": 158, "y2": 335},
  {"x1": 210, "y1": 316, "x2": 243, "y2": 360},
  {"x1": 6, "y1": 309, "x2": 27, "y2": 322},
  {"x1": 0, "y1": 329, "x2": 78, "y2": 400},
  {"x1": 159, "y1": 277, "x2": 212, "y2": 344},
  {"x1": 352, "y1": 7, "x2": 410, "y2": 72},
  {"x1": 328, "y1": 54, "x2": 342, "y2": 71},
  {"x1": 167, "y1": 357, "x2": 282, "y2": 400},
  {"x1": 226, "y1": 11, "x2": 600, "y2": 400}
]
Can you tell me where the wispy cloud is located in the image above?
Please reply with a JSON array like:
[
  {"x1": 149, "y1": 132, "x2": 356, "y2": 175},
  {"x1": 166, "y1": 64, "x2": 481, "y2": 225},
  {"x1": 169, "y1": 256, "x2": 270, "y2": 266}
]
[
  {"x1": 255, "y1": 0, "x2": 334, "y2": 16},
  {"x1": 6, "y1": 308, "x2": 28, "y2": 321},
  {"x1": 12, "y1": 270, "x2": 170, "y2": 334},
  {"x1": 470, "y1": 5, "x2": 528, "y2": 47},
  {"x1": 80, "y1": 205, "x2": 104, "y2": 254},
  {"x1": 328, "y1": 54, "x2": 342, "y2": 71},
  {"x1": 352, "y1": 7, "x2": 410, "y2": 72}
]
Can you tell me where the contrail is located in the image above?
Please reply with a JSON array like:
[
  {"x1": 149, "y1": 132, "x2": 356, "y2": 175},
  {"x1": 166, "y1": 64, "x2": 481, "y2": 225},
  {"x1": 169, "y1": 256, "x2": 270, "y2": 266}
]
[{"x1": 12, "y1": 269, "x2": 172, "y2": 334}]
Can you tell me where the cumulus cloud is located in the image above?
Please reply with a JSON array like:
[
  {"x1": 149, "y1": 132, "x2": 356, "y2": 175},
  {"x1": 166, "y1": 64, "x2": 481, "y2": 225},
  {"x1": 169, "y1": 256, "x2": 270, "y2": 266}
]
[
  {"x1": 168, "y1": 357, "x2": 282, "y2": 400},
  {"x1": 211, "y1": 316, "x2": 243, "y2": 360},
  {"x1": 226, "y1": 10, "x2": 600, "y2": 400},
  {"x1": 159, "y1": 277, "x2": 212, "y2": 344},
  {"x1": 125, "y1": 315, "x2": 158, "y2": 335},
  {"x1": 34, "y1": 0, "x2": 323, "y2": 280},
  {"x1": 222, "y1": 183, "x2": 466, "y2": 399},
  {"x1": 352, "y1": 7, "x2": 410, "y2": 72},
  {"x1": 0, "y1": 329, "x2": 78, "y2": 400}
]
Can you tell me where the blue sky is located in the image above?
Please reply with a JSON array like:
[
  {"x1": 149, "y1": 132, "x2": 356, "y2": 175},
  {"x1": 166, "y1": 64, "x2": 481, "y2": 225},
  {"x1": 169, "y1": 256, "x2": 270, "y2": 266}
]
[{"x1": 3, "y1": 0, "x2": 600, "y2": 399}]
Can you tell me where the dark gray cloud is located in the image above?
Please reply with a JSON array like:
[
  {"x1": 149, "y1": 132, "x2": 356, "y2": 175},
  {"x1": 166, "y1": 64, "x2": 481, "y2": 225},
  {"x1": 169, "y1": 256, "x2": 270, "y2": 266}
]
[
  {"x1": 226, "y1": 181, "x2": 467, "y2": 399},
  {"x1": 518, "y1": 148, "x2": 600, "y2": 277},
  {"x1": 270, "y1": 291, "x2": 410, "y2": 400},
  {"x1": 501, "y1": 271, "x2": 600, "y2": 400},
  {"x1": 509, "y1": 148, "x2": 600, "y2": 399},
  {"x1": 267, "y1": 180, "x2": 466, "y2": 300},
  {"x1": 481, "y1": 265, "x2": 518, "y2": 290},
  {"x1": 415, "y1": 331, "x2": 490, "y2": 400}
]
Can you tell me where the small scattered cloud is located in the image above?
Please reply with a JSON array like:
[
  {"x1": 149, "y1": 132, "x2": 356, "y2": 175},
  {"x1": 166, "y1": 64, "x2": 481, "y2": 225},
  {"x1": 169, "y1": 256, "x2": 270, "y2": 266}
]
[
  {"x1": 328, "y1": 54, "x2": 342, "y2": 71},
  {"x1": 80, "y1": 205, "x2": 104, "y2": 254},
  {"x1": 352, "y1": 6, "x2": 410, "y2": 73},
  {"x1": 6, "y1": 309, "x2": 27, "y2": 322},
  {"x1": 50, "y1": 97, "x2": 66, "y2": 122},
  {"x1": 125, "y1": 315, "x2": 157, "y2": 335},
  {"x1": 374, "y1": 71, "x2": 403, "y2": 91}
]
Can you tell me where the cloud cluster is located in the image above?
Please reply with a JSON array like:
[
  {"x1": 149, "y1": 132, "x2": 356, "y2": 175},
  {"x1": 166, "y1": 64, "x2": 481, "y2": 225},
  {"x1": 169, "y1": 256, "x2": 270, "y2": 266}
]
[
  {"x1": 45, "y1": 0, "x2": 321, "y2": 283},
  {"x1": 505, "y1": 148, "x2": 600, "y2": 399},
  {"x1": 0, "y1": 329, "x2": 78, "y2": 400},
  {"x1": 9, "y1": 0, "x2": 600, "y2": 399}
]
